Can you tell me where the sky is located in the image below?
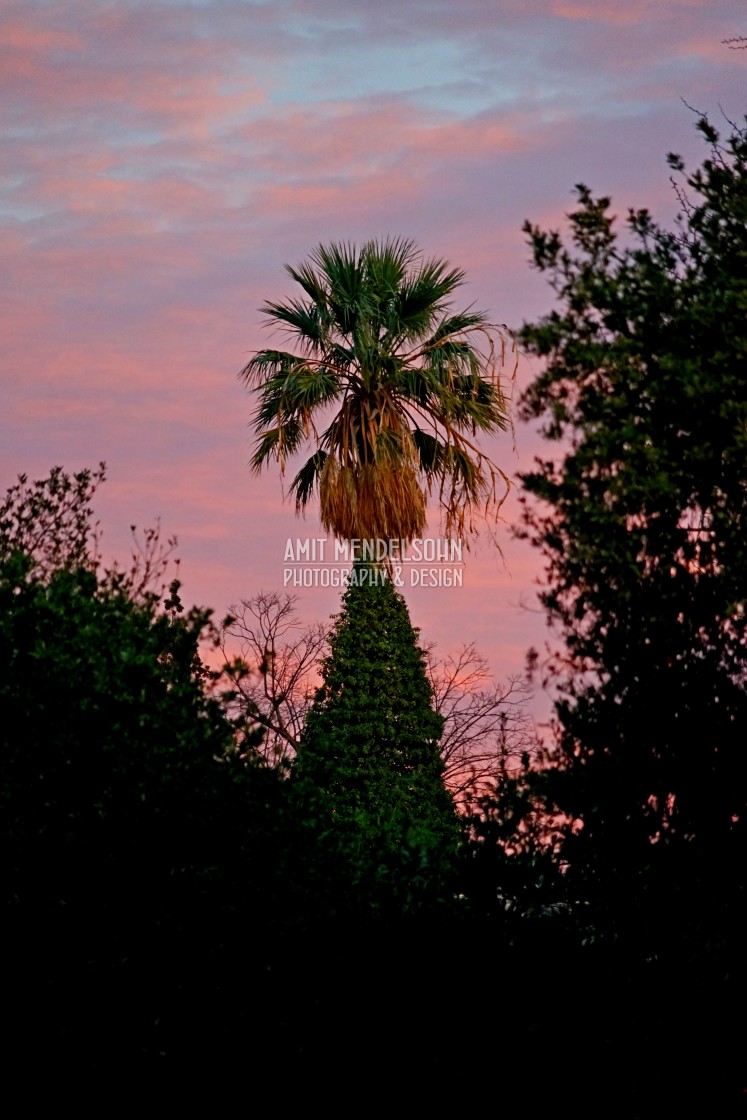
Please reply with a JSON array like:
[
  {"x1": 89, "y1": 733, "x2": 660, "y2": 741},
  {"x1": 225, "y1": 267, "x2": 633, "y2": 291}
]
[{"x1": 2, "y1": 0, "x2": 745, "y2": 731}]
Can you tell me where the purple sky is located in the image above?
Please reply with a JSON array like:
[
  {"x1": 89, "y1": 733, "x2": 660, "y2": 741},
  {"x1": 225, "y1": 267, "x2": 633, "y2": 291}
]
[{"x1": 3, "y1": 0, "x2": 745, "y2": 730}]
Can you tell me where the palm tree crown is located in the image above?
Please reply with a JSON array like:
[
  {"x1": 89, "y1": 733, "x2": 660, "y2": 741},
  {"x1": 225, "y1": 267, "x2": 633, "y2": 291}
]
[{"x1": 240, "y1": 237, "x2": 513, "y2": 544}]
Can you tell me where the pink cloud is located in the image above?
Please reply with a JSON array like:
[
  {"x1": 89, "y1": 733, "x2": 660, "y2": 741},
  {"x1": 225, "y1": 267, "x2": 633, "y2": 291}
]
[
  {"x1": 241, "y1": 99, "x2": 527, "y2": 181},
  {"x1": 552, "y1": 0, "x2": 705, "y2": 24},
  {"x1": 0, "y1": 18, "x2": 83, "y2": 52},
  {"x1": 128, "y1": 75, "x2": 265, "y2": 141},
  {"x1": 675, "y1": 33, "x2": 747, "y2": 63},
  {"x1": 0, "y1": 2, "x2": 264, "y2": 145}
]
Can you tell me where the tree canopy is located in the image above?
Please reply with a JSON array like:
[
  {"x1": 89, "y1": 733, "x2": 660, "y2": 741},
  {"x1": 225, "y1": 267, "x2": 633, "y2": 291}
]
[
  {"x1": 516, "y1": 112, "x2": 747, "y2": 963},
  {"x1": 0, "y1": 466, "x2": 291, "y2": 1069},
  {"x1": 241, "y1": 237, "x2": 513, "y2": 543}
]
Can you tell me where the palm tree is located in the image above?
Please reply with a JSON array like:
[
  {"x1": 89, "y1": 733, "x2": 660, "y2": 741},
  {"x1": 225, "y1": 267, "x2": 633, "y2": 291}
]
[{"x1": 240, "y1": 237, "x2": 514, "y2": 544}]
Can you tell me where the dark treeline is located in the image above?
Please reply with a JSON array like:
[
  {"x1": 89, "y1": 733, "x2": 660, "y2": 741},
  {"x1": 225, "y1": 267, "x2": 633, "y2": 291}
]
[{"x1": 2, "y1": 113, "x2": 746, "y2": 1112}]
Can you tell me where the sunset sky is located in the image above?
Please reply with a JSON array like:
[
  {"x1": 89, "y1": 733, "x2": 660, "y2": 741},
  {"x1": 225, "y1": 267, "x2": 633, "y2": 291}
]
[{"x1": 3, "y1": 0, "x2": 745, "y2": 728}]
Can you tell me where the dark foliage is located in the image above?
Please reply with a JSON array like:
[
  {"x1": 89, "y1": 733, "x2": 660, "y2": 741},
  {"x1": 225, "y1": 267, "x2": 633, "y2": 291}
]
[
  {"x1": 477, "y1": 112, "x2": 747, "y2": 1110},
  {"x1": 0, "y1": 467, "x2": 292, "y2": 1074}
]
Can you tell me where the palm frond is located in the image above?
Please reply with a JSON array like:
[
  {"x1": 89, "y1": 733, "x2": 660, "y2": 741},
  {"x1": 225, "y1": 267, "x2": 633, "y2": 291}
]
[
  {"x1": 240, "y1": 237, "x2": 516, "y2": 542},
  {"x1": 289, "y1": 450, "x2": 328, "y2": 512},
  {"x1": 256, "y1": 367, "x2": 339, "y2": 422},
  {"x1": 259, "y1": 298, "x2": 327, "y2": 352},
  {"x1": 241, "y1": 349, "x2": 307, "y2": 388},
  {"x1": 250, "y1": 417, "x2": 305, "y2": 472}
]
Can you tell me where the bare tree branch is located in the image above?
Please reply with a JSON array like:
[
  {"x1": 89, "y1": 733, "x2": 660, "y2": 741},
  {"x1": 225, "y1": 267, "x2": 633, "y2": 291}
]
[
  {"x1": 219, "y1": 592, "x2": 328, "y2": 767},
  {"x1": 220, "y1": 596, "x2": 535, "y2": 805},
  {"x1": 426, "y1": 642, "x2": 535, "y2": 807}
]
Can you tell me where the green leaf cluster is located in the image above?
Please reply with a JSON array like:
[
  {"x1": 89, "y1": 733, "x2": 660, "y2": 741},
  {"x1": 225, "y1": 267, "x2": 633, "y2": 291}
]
[{"x1": 516, "y1": 113, "x2": 747, "y2": 962}]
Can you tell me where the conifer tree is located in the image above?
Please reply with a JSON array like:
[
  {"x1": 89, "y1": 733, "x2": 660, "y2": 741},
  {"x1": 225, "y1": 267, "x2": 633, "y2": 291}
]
[{"x1": 292, "y1": 562, "x2": 458, "y2": 911}]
